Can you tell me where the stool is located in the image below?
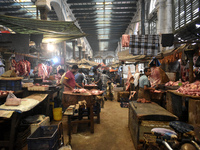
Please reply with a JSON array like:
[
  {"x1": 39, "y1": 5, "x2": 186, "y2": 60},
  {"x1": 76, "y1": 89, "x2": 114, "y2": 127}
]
[{"x1": 63, "y1": 104, "x2": 95, "y2": 145}]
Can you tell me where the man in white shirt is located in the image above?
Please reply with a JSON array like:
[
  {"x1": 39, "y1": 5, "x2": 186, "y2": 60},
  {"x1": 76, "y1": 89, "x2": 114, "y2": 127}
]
[{"x1": 57, "y1": 69, "x2": 66, "y2": 107}]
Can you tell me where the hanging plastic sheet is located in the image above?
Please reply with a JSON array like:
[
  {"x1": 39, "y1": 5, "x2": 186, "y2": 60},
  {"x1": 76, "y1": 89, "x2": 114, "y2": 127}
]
[{"x1": 149, "y1": 57, "x2": 161, "y2": 67}]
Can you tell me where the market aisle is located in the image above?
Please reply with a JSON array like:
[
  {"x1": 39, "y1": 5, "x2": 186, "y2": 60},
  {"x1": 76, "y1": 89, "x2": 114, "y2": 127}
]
[{"x1": 62, "y1": 100, "x2": 135, "y2": 150}]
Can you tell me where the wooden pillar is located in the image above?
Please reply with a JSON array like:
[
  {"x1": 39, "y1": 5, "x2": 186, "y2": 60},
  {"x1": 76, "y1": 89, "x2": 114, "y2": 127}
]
[
  {"x1": 189, "y1": 57, "x2": 194, "y2": 83},
  {"x1": 79, "y1": 46, "x2": 82, "y2": 60},
  {"x1": 39, "y1": 8, "x2": 48, "y2": 20},
  {"x1": 62, "y1": 41, "x2": 67, "y2": 70},
  {"x1": 189, "y1": 99, "x2": 200, "y2": 124},
  {"x1": 185, "y1": 49, "x2": 195, "y2": 83},
  {"x1": 85, "y1": 54, "x2": 88, "y2": 60},
  {"x1": 72, "y1": 41, "x2": 76, "y2": 60}
]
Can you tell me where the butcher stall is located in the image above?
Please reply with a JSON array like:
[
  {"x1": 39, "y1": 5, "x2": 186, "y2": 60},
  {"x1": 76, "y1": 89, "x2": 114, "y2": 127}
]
[
  {"x1": 166, "y1": 81, "x2": 200, "y2": 124},
  {"x1": 129, "y1": 101, "x2": 178, "y2": 149},
  {"x1": 0, "y1": 93, "x2": 48, "y2": 150}
]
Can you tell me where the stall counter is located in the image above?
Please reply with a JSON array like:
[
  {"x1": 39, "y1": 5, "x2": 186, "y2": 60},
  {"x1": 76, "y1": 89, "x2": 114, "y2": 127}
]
[{"x1": 0, "y1": 93, "x2": 48, "y2": 150}]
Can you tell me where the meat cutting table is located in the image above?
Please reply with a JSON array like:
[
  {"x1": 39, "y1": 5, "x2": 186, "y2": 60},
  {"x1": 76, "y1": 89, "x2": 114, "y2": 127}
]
[
  {"x1": 166, "y1": 90, "x2": 200, "y2": 124},
  {"x1": 0, "y1": 93, "x2": 48, "y2": 150},
  {"x1": 129, "y1": 101, "x2": 178, "y2": 149}
]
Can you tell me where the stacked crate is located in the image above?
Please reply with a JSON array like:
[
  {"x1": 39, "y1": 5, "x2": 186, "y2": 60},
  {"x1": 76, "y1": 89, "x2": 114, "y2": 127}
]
[
  {"x1": 27, "y1": 125, "x2": 60, "y2": 150},
  {"x1": 0, "y1": 77, "x2": 22, "y2": 91}
]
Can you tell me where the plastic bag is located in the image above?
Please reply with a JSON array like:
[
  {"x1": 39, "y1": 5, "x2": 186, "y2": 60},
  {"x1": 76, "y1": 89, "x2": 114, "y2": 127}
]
[
  {"x1": 149, "y1": 57, "x2": 161, "y2": 67},
  {"x1": 5, "y1": 92, "x2": 21, "y2": 106}
]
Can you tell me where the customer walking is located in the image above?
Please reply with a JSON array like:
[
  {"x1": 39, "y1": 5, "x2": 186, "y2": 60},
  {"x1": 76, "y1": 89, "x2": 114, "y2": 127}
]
[
  {"x1": 101, "y1": 70, "x2": 111, "y2": 91},
  {"x1": 75, "y1": 69, "x2": 85, "y2": 88}
]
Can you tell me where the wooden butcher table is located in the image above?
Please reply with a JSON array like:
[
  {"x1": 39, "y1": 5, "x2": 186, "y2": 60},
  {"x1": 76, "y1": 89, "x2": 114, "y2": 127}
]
[
  {"x1": 166, "y1": 90, "x2": 200, "y2": 124},
  {"x1": 129, "y1": 101, "x2": 178, "y2": 149},
  {"x1": 62, "y1": 91, "x2": 95, "y2": 133},
  {"x1": 84, "y1": 84, "x2": 98, "y2": 90},
  {"x1": 0, "y1": 94, "x2": 48, "y2": 150}
]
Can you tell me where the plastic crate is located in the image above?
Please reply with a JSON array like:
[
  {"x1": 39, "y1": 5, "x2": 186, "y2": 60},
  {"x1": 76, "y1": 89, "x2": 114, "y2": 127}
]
[
  {"x1": 0, "y1": 79, "x2": 22, "y2": 91},
  {"x1": 30, "y1": 116, "x2": 50, "y2": 134},
  {"x1": 0, "y1": 80, "x2": 6, "y2": 90},
  {"x1": 120, "y1": 97, "x2": 129, "y2": 102},
  {"x1": 27, "y1": 125, "x2": 58, "y2": 150}
]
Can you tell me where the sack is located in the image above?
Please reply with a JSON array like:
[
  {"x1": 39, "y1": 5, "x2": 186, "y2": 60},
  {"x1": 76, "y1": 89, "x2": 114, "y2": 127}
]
[{"x1": 5, "y1": 92, "x2": 21, "y2": 106}]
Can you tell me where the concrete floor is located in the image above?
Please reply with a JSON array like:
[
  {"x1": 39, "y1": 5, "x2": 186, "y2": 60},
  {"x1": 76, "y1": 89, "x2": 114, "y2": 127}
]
[{"x1": 60, "y1": 100, "x2": 135, "y2": 150}]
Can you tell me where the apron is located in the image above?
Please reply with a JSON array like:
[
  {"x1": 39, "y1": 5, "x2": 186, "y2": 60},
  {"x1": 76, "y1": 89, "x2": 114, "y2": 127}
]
[{"x1": 138, "y1": 88, "x2": 151, "y2": 101}]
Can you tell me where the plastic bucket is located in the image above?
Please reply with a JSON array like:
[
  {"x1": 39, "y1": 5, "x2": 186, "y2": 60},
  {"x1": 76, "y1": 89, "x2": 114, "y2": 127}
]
[{"x1": 53, "y1": 107, "x2": 62, "y2": 121}]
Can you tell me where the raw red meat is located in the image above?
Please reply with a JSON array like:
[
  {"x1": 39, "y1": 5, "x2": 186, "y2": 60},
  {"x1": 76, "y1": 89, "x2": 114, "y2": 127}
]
[
  {"x1": 137, "y1": 98, "x2": 151, "y2": 103},
  {"x1": 5, "y1": 98, "x2": 21, "y2": 106},
  {"x1": 177, "y1": 81, "x2": 200, "y2": 96},
  {"x1": 79, "y1": 89, "x2": 87, "y2": 93},
  {"x1": 150, "y1": 67, "x2": 161, "y2": 86}
]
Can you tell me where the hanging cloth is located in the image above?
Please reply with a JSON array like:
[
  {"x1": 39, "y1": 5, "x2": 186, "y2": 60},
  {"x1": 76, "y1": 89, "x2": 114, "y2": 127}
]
[
  {"x1": 129, "y1": 35, "x2": 159, "y2": 56},
  {"x1": 161, "y1": 34, "x2": 174, "y2": 47}
]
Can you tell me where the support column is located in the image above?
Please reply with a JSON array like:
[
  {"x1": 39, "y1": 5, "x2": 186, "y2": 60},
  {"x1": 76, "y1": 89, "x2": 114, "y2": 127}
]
[
  {"x1": 36, "y1": 0, "x2": 51, "y2": 20},
  {"x1": 62, "y1": 41, "x2": 67, "y2": 70},
  {"x1": 78, "y1": 46, "x2": 82, "y2": 60},
  {"x1": 38, "y1": 8, "x2": 49, "y2": 20},
  {"x1": 166, "y1": 0, "x2": 173, "y2": 33},
  {"x1": 72, "y1": 41, "x2": 76, "y2": 60},
  {"x1": 157, "y1": 0, "x2": 165, "y2": 34},
  {"x1": 157, "y1": 0, "x2": 166, "y2": 52},
  {"x1": 85, "y1": 54, "x2": 88, "y2": 60},
  {"x1": 82, "y1": 51, "x2": 85, "y2": 59}
]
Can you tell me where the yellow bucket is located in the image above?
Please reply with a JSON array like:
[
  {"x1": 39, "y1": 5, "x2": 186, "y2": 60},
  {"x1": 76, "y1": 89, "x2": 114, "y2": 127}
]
[{"x1": 53, "y1": 107, "x2": 62, "y2": 121}]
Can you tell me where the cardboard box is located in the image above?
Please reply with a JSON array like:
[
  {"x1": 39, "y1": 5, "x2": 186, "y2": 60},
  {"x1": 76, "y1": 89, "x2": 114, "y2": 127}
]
[
  {"x1": 30, "y1": 116, "x2": 50, "y2": 134},
  {"x1": 22, "y1": 82, "x2": 33, "y2": 88},
  {"x1": 28, "y1": 86, "x2": 49, "y2": 91}
]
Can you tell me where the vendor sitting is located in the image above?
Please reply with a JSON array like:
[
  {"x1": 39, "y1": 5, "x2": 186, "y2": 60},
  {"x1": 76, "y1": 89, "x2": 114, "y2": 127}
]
[
  {"x1": 63, "y1": 65, "x2": 82, "y2": 91},
  {"x1": 138, "y1": 68, "x2": 155, "y2": 101}
]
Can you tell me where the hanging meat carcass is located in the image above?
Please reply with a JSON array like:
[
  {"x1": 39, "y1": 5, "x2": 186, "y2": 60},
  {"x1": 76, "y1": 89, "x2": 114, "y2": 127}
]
[{"x1": 150, "y1": 67, "x2": 169, "y2": 87}]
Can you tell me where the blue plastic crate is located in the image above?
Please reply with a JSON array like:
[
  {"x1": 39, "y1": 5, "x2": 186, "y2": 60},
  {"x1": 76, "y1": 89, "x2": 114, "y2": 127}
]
[
  {"x1": 27, "y1": 125, "x2": 58, "y2": 150},
  {"x1": 0, "y1": 86, "x2": 6, "y2": 91},
  {"x1": 0, "y1": 80, "x2": 6, "y2": 90},
  {"x1": 6, "y1": 85, "x2": 21, "y2": 91}
]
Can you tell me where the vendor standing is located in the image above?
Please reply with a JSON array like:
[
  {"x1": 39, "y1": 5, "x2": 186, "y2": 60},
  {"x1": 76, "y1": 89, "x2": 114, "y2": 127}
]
[
  {"x1": 138, "y1": 68, "x2": 155, "y2": 101},
  {"x1": 63, "y1": 65, "x2": 82, "y2": 91},
  {"x1": 93, "y1": 69, "x2": 102, "y2": 90},
  {"x1": 57, "y1": 69, "x2": 66, "y2": 106}
]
